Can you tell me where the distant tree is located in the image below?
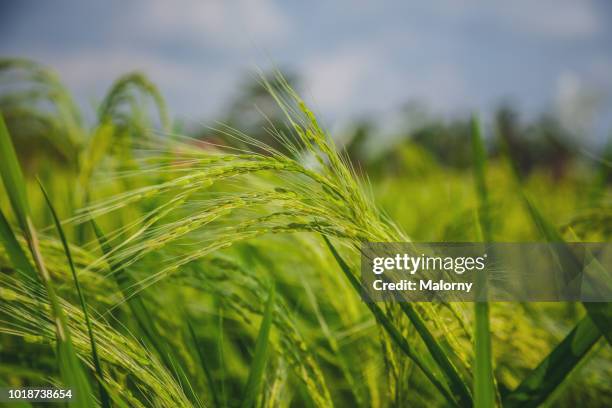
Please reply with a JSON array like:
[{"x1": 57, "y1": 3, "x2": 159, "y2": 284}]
[
  {"x1": 409, "y1": 118, "x2": 474, "y2": 169},
  {"x1": 343, "y1": 119, "x2": 374, "y2": 171},
  {"x1": 197, "y1": 70, "x2": 303, "y2": 155},
  {"x1": 496, "y1": 104, "x2": 574, "y2": 180}
]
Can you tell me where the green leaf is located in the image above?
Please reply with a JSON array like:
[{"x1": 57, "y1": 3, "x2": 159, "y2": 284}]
[
  {"x1": 0, "y1": 209, "x2": 37, "y2": 280},
  {"x1": 323, "y1": 235, "x2": 459, "y2": 407},
  {"x1": 218, "y1": 306, "x2": 228, "y2": 408},
  {"x1": 241, "y1": 284, "x2": 275, "y2": 408},
  {"x1": 0, "y1": 112, "x2": 96, "y2": 408},
  {"x1": 398, "y1": 302, "x2": 472, "y2": 406},
  {"x1": 471, "y1": 115, "x2": 496, "y2": 408},
  {"x1": 0, "y1": 113, "x2": 29, "y2": 231},
  {"x1": 473, "y1": 301, "x2": 494, "y2": 408},
  {"x1": 187, "y1": 316, "x2": 221, "y2": 408},
  {"x1": 38, "y1": 180, "x2": 111, "y2": 408},
  {"x1": 471, "y1": 116, "x2": 491, "y2": 241},
  {"x1": 503, "y1": 315, "x2": 602, "y2": 407}
]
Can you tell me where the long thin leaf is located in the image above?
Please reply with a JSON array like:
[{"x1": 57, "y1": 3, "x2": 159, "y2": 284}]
[
  {"x1": 38, "y1": 180, "x2": 110, "y2": 408},
  {"x1": 0, "y1": 113, "x2": 29, "y2": 231},
  {"x1": 303, "y1": 279, "x2": 366, "y2": 406},
  {"x1": 471, "y1": 115, "x2": 496, "y2": 408},
  {"x1": 186, "y1": 316, "x2": 221, "y2": 408},
  {"x1": 218, "y1": 305, "x2": 228, "y2": 408},
  {"x1": 0, "y1": 113, "x2": 95, "y2": 408},
  {"x1": 323, "y1": 236, "x2": 459, "y2": 407},
  {"x1": 240, "y1": 284, "x2": 275, "y2": 408},
  {"x1": 503, "y1": 315, "x2": 602, "y2": 407},
  {"x1": 398, "y1": 302, "x2": 472, "y2": 406},
  {"x1": 0, "y1": 209, "x2": 37, "y2": 279}
]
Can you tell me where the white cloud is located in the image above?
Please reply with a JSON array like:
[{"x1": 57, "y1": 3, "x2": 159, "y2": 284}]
[
  {"x1": 498, "y1": 0, "x2": 601, "y2": 38},
  {"x1": 47, "y1": 50, "x2": 202, "y2": 89},
  {"x1": 406, "y1": 65, "x2": 471, "y2": 114},
  {"x1": 303, "y1": 47, "x2": 379, "y2": 114},
  {"x1": 140, "y1": 0, "x2": 290, "y2": 49},
  {"x1": 434, "y1": 0, "x2": 602, "y2": 39},
  {"x1": 38, "y1": 49, "x2": 235, "y2": 120},
  {"x1": 18, "y1": 1, "x2": 293, "y2": 120},
  {"x1": 302, "y1": 42, "x2": 471, "y2": 124},
  {"x1": 555, "y1": 71, "x2": 607, "y2": 142},
  {"x1": 587, "y1": 57, "x2": 612, "y2": 89}
]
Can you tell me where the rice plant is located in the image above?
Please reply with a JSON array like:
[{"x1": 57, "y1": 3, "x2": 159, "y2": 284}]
[{"x1": 0, "y1": 59, "x2": 610, "y2": 407}]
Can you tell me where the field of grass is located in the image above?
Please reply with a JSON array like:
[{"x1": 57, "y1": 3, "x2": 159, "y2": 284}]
[{"x1": 0, "y1": 59, "x2": 611, "y2": 407}]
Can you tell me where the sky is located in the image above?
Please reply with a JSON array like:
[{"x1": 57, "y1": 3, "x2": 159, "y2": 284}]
[{"x1": 1, "y1": 0, "x2": 612, "y2": 144}]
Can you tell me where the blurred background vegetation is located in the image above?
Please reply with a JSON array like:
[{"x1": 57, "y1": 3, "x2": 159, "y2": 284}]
[{"x1": 3, "y1": 59, "x2": 609, "y2": 240}]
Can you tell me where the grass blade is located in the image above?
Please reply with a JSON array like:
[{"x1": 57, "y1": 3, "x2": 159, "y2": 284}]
[
  {"x1": 38, "y1": 180, "x2": 111, "y2": 408},
  {"x1": 0, "y1": 209, "x2": 37, "y2": 280},
  {"x1": 471, "y1": 115, "x2": 496, "y2": 408},
  {"x1": 323, "y1": 235, "x2": 459, "y2": 407},
  {"x1": 240, "y1": 284, "x2": 275, "y2": 408},
  {"x1": 503, "y1": 315, "x2": 602, "y2": 407},
  {"x1": 0, "y1": 113, "x2": 29, "y2": 232},
  {"x1": 303, "y1": 279, "x2": 366, "y2": 406},
  {"x1": 398, "y1": 302, "x2": 472, "y2": 406},
  {"x1": 473, "y1": 303, "x2": 494, "y2": 408},
  {"x1": 0, "y1": 113, "x2": 95, "y2": 408},
  {"x1": 218, "y1": 305, "x2": 228, "y2": 408},
  {"x1": 186, "y1": 316, "x2": 221, "y2": 408}
]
